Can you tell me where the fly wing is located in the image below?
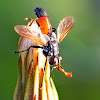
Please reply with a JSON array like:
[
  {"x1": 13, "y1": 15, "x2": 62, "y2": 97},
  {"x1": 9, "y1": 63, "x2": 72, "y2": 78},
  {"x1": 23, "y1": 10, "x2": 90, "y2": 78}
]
[
  {"x1": 14, "y1": 25, "x2": 47, "y2": 46},
  {"x1": 57, "y1": 16, "x2": 74, "y2": 42}
]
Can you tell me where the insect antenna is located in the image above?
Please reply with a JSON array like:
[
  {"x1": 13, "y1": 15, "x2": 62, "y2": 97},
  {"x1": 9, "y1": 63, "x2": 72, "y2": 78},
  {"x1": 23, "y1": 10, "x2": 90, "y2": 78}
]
[{"x1": 13, "y1": 45, "x2": 43, "y2": 54}]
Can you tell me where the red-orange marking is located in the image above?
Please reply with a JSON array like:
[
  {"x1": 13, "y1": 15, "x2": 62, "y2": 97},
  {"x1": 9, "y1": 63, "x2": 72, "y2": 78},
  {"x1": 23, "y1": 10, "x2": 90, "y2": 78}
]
[{"x1": 39, "y1": 16, "x2": 52, "y2": 34}]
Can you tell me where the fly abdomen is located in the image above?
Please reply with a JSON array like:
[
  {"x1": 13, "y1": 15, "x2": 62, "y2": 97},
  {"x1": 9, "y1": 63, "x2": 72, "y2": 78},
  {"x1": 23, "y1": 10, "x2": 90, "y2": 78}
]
[{"x1": 34, "y1": 7, "x2": 52, "y2": 35}]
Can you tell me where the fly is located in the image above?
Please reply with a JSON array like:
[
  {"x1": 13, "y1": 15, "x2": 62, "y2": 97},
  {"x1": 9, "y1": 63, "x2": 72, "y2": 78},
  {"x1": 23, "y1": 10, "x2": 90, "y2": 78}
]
[{"x1": 14, "y1": 7, "x2": 74, "y2": 78}]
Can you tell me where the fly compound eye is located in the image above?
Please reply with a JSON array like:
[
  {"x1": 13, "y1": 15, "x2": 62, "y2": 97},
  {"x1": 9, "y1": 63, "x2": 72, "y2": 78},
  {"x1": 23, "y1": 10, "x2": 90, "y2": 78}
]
[
  {"x1": 49, "y1": 57, "x2": 56, "y2": 65},
  {"x1": 58, "y1": 56, "x2": 62, "y2": 63}
]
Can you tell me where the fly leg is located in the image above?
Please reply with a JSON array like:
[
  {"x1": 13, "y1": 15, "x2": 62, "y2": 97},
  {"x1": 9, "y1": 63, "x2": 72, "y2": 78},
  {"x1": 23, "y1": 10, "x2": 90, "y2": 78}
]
[
  {"x1": 24, "y1": 17, "x2": 38, "y2": 26},
  {"x1": 56, "y1": 65, "x2": 72, "y2": 78},
  {"x1": 50, "y1": 65, "x2": 57, "y2": 77},
  {"x1": 52, "y1": 28, "x2": 56, "y2": 32},
  {"x1": 14, "y1": 45, "x2": 43, "y2": 53}
]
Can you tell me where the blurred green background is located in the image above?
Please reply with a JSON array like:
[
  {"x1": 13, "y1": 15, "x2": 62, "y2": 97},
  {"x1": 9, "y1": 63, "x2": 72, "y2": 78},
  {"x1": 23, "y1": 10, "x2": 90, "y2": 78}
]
[{"x1": 0, "y1": 0, "x2": 100, "y2": 100}]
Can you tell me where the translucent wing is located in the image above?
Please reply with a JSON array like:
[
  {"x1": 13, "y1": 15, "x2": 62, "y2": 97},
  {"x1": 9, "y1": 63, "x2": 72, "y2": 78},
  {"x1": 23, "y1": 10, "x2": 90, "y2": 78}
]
[
  {"x1": 57, "y1": 16, "x2": 74, "y2": 42},
  {"x1": 14, "y1": 25, "x2": 46, "y2": 46}
]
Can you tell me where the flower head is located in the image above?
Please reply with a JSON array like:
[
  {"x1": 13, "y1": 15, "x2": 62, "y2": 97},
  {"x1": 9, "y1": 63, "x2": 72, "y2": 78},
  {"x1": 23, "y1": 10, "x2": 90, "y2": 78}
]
[{"x1": 13, "y1": 20, "x2": 59, "y2": 100}]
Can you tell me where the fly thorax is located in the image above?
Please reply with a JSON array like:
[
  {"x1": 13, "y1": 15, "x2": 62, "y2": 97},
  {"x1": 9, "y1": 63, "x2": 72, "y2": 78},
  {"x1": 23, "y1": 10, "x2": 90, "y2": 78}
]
[
  {"x1": 51, "y1": 39, "x2": 59, "y2": 56},
  {"x1": 43, "y1": 41, "x2": 53, "y2": 57}
]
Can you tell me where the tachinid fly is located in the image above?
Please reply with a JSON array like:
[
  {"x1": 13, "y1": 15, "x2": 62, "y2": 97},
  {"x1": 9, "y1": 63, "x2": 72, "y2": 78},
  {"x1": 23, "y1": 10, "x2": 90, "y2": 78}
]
[{"x1": 14, "y1": 7, "x2": 74, "y2": 78}]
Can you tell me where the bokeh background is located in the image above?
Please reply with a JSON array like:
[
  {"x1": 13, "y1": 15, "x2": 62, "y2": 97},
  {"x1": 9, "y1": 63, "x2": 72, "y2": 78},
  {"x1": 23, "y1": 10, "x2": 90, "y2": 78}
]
[{"x1": 0, "y1": 0, "x2": 100, "y2": 100}]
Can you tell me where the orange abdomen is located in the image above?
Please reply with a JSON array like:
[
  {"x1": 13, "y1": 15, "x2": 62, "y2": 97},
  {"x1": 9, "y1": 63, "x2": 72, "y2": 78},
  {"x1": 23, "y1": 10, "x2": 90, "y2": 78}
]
[{"x1": 39, "y1": 16, "x2": 52, "y2": 34}]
